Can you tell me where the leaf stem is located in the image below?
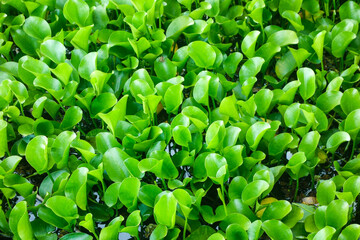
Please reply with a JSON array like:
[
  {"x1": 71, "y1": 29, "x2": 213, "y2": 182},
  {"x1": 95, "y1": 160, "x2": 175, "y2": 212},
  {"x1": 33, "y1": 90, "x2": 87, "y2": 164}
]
[
  {"x1": 183, "y1": 217, "x2": 188, "y2": 240},
  {"x1": 47, "y1": 171, "x2": 55, "y2": 184},
  {"x1": 294, "y1": 178, "x2": 299, "y2": 201},
  {"x1": 220, "y1": 184, "x2": 228, "y2": 216},
  {"x1": 350, "y1": 139, "x2": 357, "y2": 160}
]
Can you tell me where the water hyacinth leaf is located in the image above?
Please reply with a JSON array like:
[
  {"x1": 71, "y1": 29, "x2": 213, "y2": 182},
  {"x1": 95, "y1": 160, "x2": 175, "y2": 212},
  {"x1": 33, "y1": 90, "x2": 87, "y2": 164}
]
[
  {"x1": 9, "y1": 201, "x2": 33, "y2": 240},
  {"x1": 60, "y1": 233, "x2": 92, "y2": 240},
  {"x1": 154, "y1": 56, "x2": 177, "y2": 80},
  {"x1": 164, "y1": 84, "x2": 184, "y2": 114},
  {"x1": 262, "y1": 219, "x2": 293, "y2": 240},
  {"x1": 261, "y1": 200, "x2": 292, "y2": 221},
  {"x1": 242, "y1": 180, "x2": 269, "y2": 206},
  {"x1": 166, "y1": 15, "x2": 194, "y2": 39},
  {"x1": 172, "y1": 125, "x2": 192, "y2": 147},
  {"x1": 339, "y1": 1, "x2": 360, "y2": 22},
  {"x1": 45, "y1": 196, "x2": 79, "y2": 223},
  {"x1": 331, "y1": 31, "x2": 356, "y2": 58},
  {"x1": 279, "y1": 0, "x2": 302, "y2": 15},
  {"x1": 206, "y1": 120, "x2": 225, "y2": 149},
  {"x1": 268, "y1": 133, "x2": 293, "y2": 156},
  {"x1": 298, "y1": 131, "x2": 320, "y2": 159},
  {"x1": 188, "y1": 41, "x2": 216, "y2": 69},
  {"x1": 298, "y1": 67, "x2": 316, "y2": 101},
  {"x1": 340, "y1": 88, "x2": 360, "y2": 115},
  {"x1": 25, "y1": 135, "x2": 48, "y2": 174},
  {"x1": 344, "y1": 109, "x2": 360, "y2": 140},
  {"x1": 241, "y1": 30, "x2": 261, "y2": 58},
  {"x1": 60, "y1": 106, "x2": 83, "y2": 130},
  {"x1": 79, "y1": 52, "x2": 97, "y2": 81},
  {"x1": 71, "y1": 25, "x2": 93, "y2": 52},
  {"x1": 254, "y1": 89, "x2": 273, "y2": 117},
  {"x1": 312, "y1": 226, "x2": 336, "y2": 240},
  {"x1": 311, "y1": 30, "x2": 326, "y2": 61},
  {"x1": 63, "y1": 0, "x2": 89, "y2": 27},
  {"x1": 8, "y1": 81, "x2": 28, "y2": 104},
  {"x1": 40, "y1": 40, "x2": 66, "y2": 64},
  {"x1": 23, "y1": 16, "x2": 51, "y2": 40},
  {"x1": 267, "y1": 30, "x2": 298, "y2": 47},
  {"x1": 286, "y1": 152, "x2": 306, "y2": 177},
  {"x1": 223, "y1": 52, "x2": 243, "y2": 77},
  {"x1": 326, "y1": 131, "x2": 351, "y2": 154},
  {"x1": 119, "y1": 177, "x2": 141, "y2": 209},
  {"x1": 282, "y1": 11, "x2": 303, "y2": 31},
  {"x1": 338, "y1": 224, "x2": 360, "y2": 240},
  {"x1": 205, "y1": 153, "x2": 229, "y2": 184},
  {"x1": 326, "y1": 199, "x2": 349, "y2": 229},
  {"x1": 246, "y1": 122, "x2": 271, "y2": 151},
  {"x1": 193, "y1": 75, "x2": 210, "y2": 106},
  {"x1": 65, "y1": 167, "x2": 88, "y2": 211},
  {"x1": 50, "y1": 131, "x2": 76, "y2": 168},
  {"x1": 239, "y1": 57, "x2": 264, "y2": 84},
  {"x1": 343, "y1": 176, "x2": 360, "y2": 202},
  {"x1": 103, "y1": 147, "x2": 130, "y2": 182},
  {"x1": 316, "y1": 91, "x2": 343, "y2": 113},
  {"x1": 0, "y1": 120, "x2": 7, "y2": 158},
  {"x1": 316, "y1": 180, "x2": 336, "y2": 205},
  {"x1": 154, "y1": 192, "x2": 177, "y2": 228}
]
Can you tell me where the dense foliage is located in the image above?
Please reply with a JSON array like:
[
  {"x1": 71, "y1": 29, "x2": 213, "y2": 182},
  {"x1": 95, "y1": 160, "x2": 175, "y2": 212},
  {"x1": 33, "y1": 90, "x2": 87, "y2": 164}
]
[{"x1": 0, "y1": 0, "x2": 360, "y2": 239}]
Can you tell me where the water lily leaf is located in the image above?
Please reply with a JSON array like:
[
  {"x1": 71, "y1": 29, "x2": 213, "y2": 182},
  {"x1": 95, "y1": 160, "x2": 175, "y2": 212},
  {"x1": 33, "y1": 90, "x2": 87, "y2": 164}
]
[
  {"x1": 246, "y1": 122, "x2": 271, "y2": 151},
  {"x1": 262, "y1": 219, "x2": 293, "y2": 240},
  {"x1": 23, "y1": 16, "x2": 51, "y2": 40},
  {"x1": 241, "y1": 30, "x2": 261, "y2": 58},
  {"x1": 340, "y1": 88, "x2": 360, "y2": 115},
  {"x1": 188, "y1": 41, "x2": 216, "y2": 69},
  {"x1": 63, "y1": 0, "x2": 89, "y2": 27},
  {"x1": 326, "y1": 131, "x2": 351, "y2": 154},
  {"x1": 25, "y1": 135, "x2": 48, "y2": 174},
  {"x1": 40, "y1": 40, "x2": 66, "y2": 64},
  {"x1": 331, "y1": 31, "x2": 356, "y2": 58}
]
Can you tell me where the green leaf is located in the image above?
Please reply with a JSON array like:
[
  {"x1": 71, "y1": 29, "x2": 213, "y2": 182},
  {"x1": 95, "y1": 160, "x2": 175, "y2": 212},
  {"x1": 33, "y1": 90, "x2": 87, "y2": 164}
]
[
  {"x1": 326, "y1": 199, "x2": 349, "y2": 229},
  {"x1": 316, "y1": 180, "x2": 336, "y2": 205},
  {"x1": 172, "y1": 125, "x2": 192, "y2": 147},
  {"x1": 267, "y1": 30, "x2": 298, "y2": 47},
  {"x1": 298, "y1": 67, "x2": 316, "y2": 101},
  {"x1": 23, "y1": 16, "x2": 51, "y2": 40},
  {"x1": 45, "y1": 196, "x2": 79, "y2": 223},
  {"x1": 188, "y1": 41, "x2": 216, "y2": 69},
  {"x1": 282, "y1": 11, "x2": 304, "y2": 31},
  {"x1": 40, "y1": 40, "x2": 66, "y2": 64},
  {"x1": 331, "y1": 31, "x2": 356, "y2": 58},
  {"x1": 205, "y1": 153, "x2": 229, "y2": 184},
  {"x1": 339, "y1": 224, "x2": 360, "y2": 240},
  {"x1": 262, "y1": 219, "x2": 293, "y2": 240},
  {"x1": 154, "y1": 192, "x2": 177, "y2": 228},
  {"x1": 246, "y1": 122, "x2": 271, "y2": 151},
  {"x1": 103, "y1": 147, "x2": 131, "y2": 182},
  {"x1": 242, "y1": 180, "x2": 269, "y2": 206},
  {"x1": 239, "y1": 57, "x2": 264, "y2": 85},
  {"x1": 279, "y1": 0, "x2": 302, "y2": 15},
  {"x1": 268, "y1": 133, "x2": 293, "y2": 156},
  {"x1": 311, "y1": 30, "x2": 326, "y2": 62},
  {"x1": 65, "y1": 167, "x2": 89, "y2": 211},
  {"x1": 63, "y1": 0, "x2": 89, "y2": 27},
  {"x1": 60, "y1": 106, "x2": 83, "y2": 130},
  {"x1": 25, "y1": 136, "x2": 48, "y2": 174},
  {"x1": 224, "y1": 52, "x2": 243, "y2": 77},
  {"x1": 312, "y1": 226, "x2": 336, "y2": 240},
  {"x1": 164, "y1": 84, "x2": 184, "y2": 114},
  {"x1": 119, "y1": 177, "x2": 141, "y2": 209},
  {"x1": 206, "y1": 120, "x2": 226, "y2": 149},
  {"x1": 166, "y1": 15, "x2": 194, "y2": 39},
  {"x1": 326, "y1": 131, "x2": 351, "y2": 154},
  {"x1": 261, "y1": 200, "x2": 292, "y2": 221},
  {"x1": 339, "y1": 1, "x2": 360, "y2": 22},
  {"x1": 9, "y1": 201, "x2": 33, "y2": 240},
  {"x1": 254, "y1": 89, "x2": 273, "y2": 117},
  {"x1": 344, "y1": 109, "x2": 360, "y2": 140},
  {"x1": 340, "y1": 88, "x2": 360, "y2": 115},
  {"x1": 241, "y1": 31, "x2": 261, "y2": 58}
]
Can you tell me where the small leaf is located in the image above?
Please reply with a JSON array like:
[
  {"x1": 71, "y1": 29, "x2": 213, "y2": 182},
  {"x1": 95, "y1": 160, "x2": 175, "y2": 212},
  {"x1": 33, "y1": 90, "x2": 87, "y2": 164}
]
[
  {"x1": 262, "y1": 219, "x2": 293, "y2": 240},
  {"x1": 188, "y1": 41, "x2": 216, "y2": 69},
  {"x1": 25, "y1": 136, "x2": 48, "y2": 174}
]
